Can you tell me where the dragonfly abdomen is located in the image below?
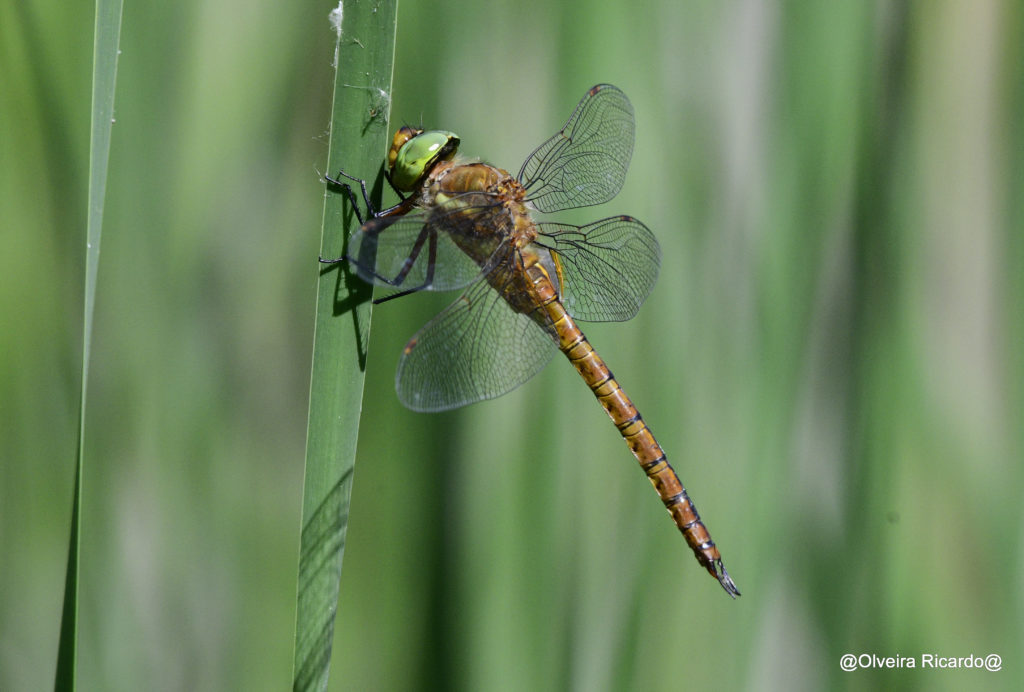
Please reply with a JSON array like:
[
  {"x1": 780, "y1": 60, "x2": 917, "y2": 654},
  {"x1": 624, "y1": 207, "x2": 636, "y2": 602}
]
[{"x1": 529, "y1": 266, "x2": 739, "y2": 596}]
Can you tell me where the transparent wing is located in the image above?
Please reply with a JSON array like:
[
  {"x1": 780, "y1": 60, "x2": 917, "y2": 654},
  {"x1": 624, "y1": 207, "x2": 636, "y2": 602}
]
[
  {"x1": 536, "y1": 216, "x2": 660, "y2": 322},
  {"x1": 517, "y1": 84, "x2": 635, "y2": 213},
  {"x1": 395, "y1": 268, "x2": 558, "y2": 412},
  {"x1": 347, "y1": 194, "x2": 510, "y2": 293}
]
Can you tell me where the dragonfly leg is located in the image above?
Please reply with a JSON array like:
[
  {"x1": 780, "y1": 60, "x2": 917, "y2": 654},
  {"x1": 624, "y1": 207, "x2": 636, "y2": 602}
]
[
  {"x1": 326, "y1": 169, "x2": 413, "y2": 221},
  {"x1": 325, "y1": 169, "x2": 373, "y2": 223},
  {"x1": 330, "y1": 223, "x2": 437, "y2": 301},
  {"x1": 321, "y1": 170, "x2": 418, "y2": 264},
  {"x1": 372, "y1": 228, "x2": 437, "y2": 304},
  {"x1": 383, "y1": 169, "x2": 408, "y2": 202}
]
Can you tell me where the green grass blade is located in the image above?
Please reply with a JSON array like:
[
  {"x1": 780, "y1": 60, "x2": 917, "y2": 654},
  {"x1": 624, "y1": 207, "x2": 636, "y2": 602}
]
[
  {"x1": 291, "y1": 2, "x2": 398, "y2": 690},
  {"x1": 54, "y1": 0, "x2": 124, "y2": 689}
]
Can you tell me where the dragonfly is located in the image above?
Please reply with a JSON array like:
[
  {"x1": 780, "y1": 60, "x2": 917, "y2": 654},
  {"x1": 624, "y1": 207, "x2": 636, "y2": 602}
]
[{"x1": 322, "y1": 84, "x2": 739, "y2": 597}]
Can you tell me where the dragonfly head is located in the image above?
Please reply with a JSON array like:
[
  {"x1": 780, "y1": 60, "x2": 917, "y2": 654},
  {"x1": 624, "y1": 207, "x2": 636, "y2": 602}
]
[{"x1": 388, "y1": 127, "x2": 460, "y2": 192}]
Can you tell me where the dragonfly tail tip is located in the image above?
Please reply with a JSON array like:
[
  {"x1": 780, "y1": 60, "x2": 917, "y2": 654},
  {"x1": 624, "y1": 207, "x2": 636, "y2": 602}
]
[{"x1": 712, "y1": 559, "x2": 741, "y2": 598}]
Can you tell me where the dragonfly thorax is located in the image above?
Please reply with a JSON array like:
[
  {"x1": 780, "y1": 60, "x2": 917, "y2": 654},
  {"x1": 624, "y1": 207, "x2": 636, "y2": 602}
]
[
  {"x1": 425, "y1": 162, "x2": 537, "y2": 249},
  {"x1": 428, "y1": 160, "x2": 512, "y2": 194}
]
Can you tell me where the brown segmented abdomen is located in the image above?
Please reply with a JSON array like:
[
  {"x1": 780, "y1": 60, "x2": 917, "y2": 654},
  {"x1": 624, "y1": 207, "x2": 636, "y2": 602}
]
[{"x1": 524, "y1": 256, "x2": 740, "y2": 597}]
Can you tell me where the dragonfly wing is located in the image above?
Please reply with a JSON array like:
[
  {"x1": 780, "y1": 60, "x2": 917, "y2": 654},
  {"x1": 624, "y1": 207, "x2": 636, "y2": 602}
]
[
  {"x1": 348, "y1": 196, "x2": 508, "y2": 293},
  {"x1": 518, "y1": 84, "x2": 635, "y2": 213},
  {"x1": 537, "y1": 216, "x2": 660, "y2": 322},
  {"x1": 395, "y1": 272, "x2": 558, "y2": 412}
]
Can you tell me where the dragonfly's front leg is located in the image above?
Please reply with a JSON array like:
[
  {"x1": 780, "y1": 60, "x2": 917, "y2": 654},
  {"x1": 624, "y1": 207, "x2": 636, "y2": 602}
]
[
  {"x1": 321, "y1": 169, "x2": 416, "y2": 264},
  {"x1": 324, "y1": 169, "x2": 375, "y2": 224},
  {"x1": 325, "y1": 169, "x2": 411, "y2": 221}
]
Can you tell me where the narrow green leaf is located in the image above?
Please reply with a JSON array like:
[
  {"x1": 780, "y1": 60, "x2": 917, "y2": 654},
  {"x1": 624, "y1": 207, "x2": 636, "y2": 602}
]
[
  {"x1": 292, "y1": 2, "x2": 398, "y2": 690},
  {"x1": 54, "y1": 0, "x2": 124, "y2": 689}
]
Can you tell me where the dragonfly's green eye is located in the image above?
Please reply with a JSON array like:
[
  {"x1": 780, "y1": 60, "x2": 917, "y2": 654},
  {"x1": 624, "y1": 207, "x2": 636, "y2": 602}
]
[{"x1": 390, "y1": 130, "x2": 460, "y2": 191}]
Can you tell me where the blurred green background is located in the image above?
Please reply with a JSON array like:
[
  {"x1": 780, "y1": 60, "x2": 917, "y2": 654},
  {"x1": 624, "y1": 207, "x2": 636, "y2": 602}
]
[{"x1": 3, "y1": 0, "x2": 1022, "y2": 690}]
